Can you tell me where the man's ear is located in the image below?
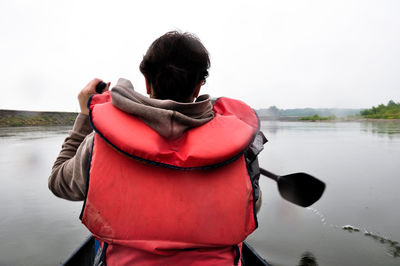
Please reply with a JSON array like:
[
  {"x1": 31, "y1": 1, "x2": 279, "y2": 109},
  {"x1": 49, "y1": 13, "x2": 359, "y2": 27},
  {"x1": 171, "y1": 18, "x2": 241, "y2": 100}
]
[
  {"x1": 145, "y1": 78, "x2": 151, "y2": 95},
  {"x1": 193, "y1": 82, "x2": 202, "y2": 99}
]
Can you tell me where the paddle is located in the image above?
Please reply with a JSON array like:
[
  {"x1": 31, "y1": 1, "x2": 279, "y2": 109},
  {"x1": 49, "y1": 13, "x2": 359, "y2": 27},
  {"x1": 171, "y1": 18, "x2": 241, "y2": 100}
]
[{"x1": 260, "y1": 167, "x2": 325, "y2": 207}]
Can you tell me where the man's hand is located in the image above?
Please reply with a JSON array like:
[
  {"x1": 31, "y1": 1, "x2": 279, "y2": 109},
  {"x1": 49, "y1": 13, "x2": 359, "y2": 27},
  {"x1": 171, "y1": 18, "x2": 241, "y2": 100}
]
[{"x1": 78, "y1": 78, "x2": 110, "y2": 115}]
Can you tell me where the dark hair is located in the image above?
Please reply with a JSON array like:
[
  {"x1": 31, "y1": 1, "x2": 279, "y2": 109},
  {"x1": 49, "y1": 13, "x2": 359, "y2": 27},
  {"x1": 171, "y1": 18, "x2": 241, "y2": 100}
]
[{"x1": 140, "y1": 31, "x2": 210, "y2": 102}]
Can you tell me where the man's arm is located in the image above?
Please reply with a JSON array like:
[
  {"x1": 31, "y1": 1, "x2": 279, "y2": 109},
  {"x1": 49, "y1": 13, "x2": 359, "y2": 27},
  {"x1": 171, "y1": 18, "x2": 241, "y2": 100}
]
[
  {"x1": 256, "y1": 188, "x2": 262, "y2": 213},
  {"x1": 48, "y1": 114, "x2": 93, "y2": 200},
  {"x1": 48, "y1": 78, "x2": 109, "y2": 201}
]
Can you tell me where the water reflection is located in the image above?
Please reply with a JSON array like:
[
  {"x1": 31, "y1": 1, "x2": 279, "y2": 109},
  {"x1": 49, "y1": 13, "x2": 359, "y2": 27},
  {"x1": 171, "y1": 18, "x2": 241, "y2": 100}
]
[
  {"x1": 261, "y1": 120, "x2": 280, "y2": 135},
  {"x1": 360, "y1": 121, "x2": 400, "y2": 139},
  {"x1": 261, "y1": 120, "x2": 400, "y2": 139},
  {"x1": 0, "y1": 126, "x2": 70, "y2": 140},
  {"x1": 298, "y1": 252, "x2": 318, "y2": 266}
]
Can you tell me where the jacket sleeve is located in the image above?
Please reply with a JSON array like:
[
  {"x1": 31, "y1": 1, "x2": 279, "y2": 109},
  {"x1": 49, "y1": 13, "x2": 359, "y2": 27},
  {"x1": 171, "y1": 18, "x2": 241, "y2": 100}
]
[
  {"x1": 48, "y1": 113, "x2": 94, "y2": 201},
  {"x1": 245, "y1": 131, "x2": 267, "y2": 213}
]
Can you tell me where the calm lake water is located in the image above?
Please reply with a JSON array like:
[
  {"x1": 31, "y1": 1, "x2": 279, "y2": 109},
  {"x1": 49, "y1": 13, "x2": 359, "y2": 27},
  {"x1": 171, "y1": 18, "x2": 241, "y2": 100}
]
[{"x1": 0, "y1": 121, "x2": 400, "y2": 265}]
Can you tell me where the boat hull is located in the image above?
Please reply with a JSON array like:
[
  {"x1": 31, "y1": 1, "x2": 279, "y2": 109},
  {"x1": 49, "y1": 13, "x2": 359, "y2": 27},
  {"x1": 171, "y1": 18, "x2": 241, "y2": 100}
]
[{"x1": 61, "y1": 236, "x2": 269, "y2": 266}]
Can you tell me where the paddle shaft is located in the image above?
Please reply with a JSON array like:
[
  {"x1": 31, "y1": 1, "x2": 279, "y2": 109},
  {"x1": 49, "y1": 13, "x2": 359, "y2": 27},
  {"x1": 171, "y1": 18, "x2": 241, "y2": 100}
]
[{"x1": 259, "y1": 167, "x2": 279, "y2": 181}]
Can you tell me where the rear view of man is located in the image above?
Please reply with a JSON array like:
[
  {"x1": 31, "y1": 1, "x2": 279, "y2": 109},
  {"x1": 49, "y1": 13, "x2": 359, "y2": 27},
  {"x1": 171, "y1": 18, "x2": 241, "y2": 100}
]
[{"x1": 49, "y1": 31, "x2": 265, "y2": 265}]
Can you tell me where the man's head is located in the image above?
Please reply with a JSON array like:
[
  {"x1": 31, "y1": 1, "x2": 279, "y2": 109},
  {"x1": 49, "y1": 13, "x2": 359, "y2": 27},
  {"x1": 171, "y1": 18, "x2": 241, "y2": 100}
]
[{"x1": 140, "y1": 31, "x2": 210, "y2": 102}]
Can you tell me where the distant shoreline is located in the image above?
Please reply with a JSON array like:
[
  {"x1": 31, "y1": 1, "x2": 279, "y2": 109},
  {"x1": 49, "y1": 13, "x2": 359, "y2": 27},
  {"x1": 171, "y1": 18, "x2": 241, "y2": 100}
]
[
  {"x1": 1, "y1": 110, "x2": 399, "y2": 127},
  {"x1": 0, "y1": 109, "x2": 78, "y2": 127},
  {"x1": 258, "y1": 116, "x2": 400, "y2": 122}
]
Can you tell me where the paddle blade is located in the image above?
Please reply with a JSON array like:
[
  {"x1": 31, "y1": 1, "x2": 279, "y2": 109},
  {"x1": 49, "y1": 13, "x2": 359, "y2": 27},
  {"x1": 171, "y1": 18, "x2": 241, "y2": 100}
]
[{"x1": 277, "y1": 172, "x2": 325, "y2": 207}]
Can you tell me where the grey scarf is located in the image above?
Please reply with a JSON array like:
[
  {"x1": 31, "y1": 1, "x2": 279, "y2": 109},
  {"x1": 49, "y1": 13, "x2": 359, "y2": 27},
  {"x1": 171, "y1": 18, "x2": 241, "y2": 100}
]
[{"x1": 111, "y1": 78, "x2": 214, "y2": 140}]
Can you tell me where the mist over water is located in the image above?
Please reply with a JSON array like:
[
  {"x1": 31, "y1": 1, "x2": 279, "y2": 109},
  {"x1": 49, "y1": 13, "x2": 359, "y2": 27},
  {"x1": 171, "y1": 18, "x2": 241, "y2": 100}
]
[{"x1": 0, "y1": 121, "x2": 399, "y2": 265}]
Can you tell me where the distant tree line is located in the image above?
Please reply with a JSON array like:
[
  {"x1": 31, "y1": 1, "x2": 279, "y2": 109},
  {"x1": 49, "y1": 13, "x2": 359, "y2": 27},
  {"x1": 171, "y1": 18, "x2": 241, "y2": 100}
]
[
  {"x1": 360, "y1": 100, "x2": 400, "y2": 119},
  {"x1": 256, "y1": 106, "x2": 361, "y2": 118},
  {"x1": 0, "y1": 110, "x2": 77, "y2": 127}
]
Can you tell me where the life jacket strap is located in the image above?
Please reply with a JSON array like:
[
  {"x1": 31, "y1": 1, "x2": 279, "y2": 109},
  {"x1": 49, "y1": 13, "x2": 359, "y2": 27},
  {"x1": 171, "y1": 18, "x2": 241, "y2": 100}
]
[
  {"x1": 94, "y1": 242, "x2": 108, "y2": 266},
  {"x1": 233, "y1": 244, "x2": 241, "y2": 266}
]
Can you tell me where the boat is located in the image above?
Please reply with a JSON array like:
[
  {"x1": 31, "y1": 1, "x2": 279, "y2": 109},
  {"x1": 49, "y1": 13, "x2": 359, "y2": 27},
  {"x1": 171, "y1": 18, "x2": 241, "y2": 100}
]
[{"x1": 61, "y1": 235, "x2": 270, "y2": 266}]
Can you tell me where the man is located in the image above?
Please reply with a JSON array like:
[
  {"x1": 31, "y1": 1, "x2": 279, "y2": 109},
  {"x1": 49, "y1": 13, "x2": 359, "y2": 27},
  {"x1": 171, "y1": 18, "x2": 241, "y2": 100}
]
[{"x1": 49, "y1": 31, "x2": 264, "y2": 265}]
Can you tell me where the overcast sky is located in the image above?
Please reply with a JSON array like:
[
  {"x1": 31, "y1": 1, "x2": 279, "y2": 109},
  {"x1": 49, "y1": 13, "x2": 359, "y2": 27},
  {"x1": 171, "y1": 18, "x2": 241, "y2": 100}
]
[{"x1": 1, "y1": 0, "x2": 399, "y2": 111}]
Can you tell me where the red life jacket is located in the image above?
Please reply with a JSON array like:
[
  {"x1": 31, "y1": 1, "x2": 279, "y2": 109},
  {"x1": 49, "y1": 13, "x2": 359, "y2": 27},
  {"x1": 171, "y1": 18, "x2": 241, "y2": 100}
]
[{"x1": 80, "y1": 92, "x2": 261, "y2": 265}]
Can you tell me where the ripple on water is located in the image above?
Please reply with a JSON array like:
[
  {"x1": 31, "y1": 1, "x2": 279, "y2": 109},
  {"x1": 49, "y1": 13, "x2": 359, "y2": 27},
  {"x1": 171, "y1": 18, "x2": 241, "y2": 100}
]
[{"x1": 307, "y1": 208, "x2": 400, "y2": 259}]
